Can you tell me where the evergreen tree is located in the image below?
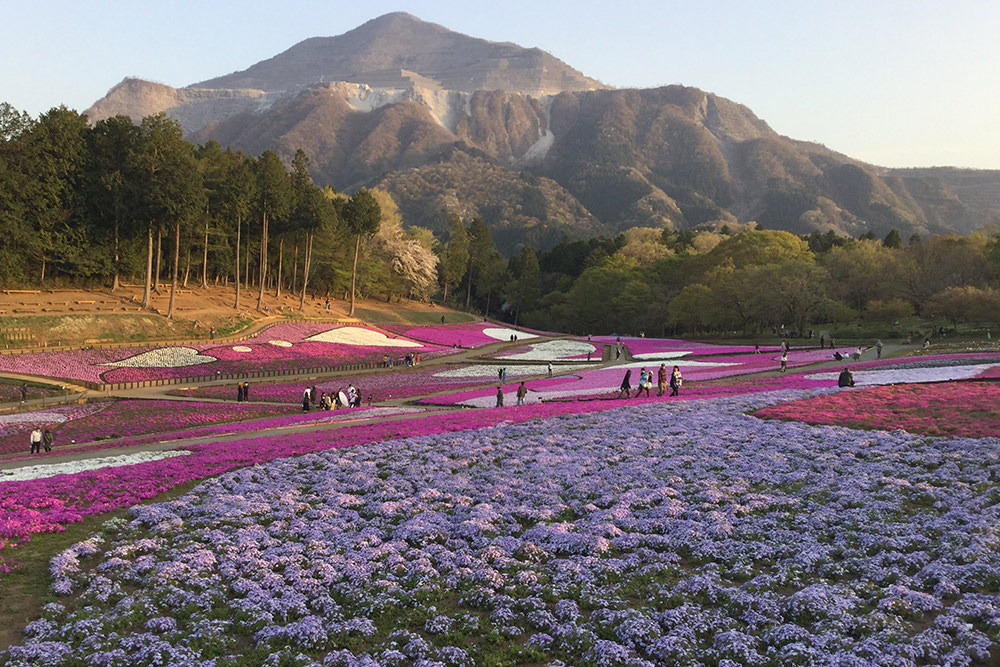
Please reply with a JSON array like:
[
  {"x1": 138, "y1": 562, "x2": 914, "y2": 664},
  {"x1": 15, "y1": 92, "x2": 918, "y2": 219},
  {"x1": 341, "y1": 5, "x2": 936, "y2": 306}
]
[{"x1": 342, "y1": 188, "x2": 382, "y2": 316}]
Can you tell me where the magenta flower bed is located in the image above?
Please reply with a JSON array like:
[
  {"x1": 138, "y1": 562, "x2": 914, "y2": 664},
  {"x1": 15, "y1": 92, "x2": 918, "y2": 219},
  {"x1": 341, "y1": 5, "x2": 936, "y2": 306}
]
[
  {"x1": 0, "y1": 323, "x2": 452, "y2": 385},
  {"x1": 754, "y1": 380, "x2": 1000, "y2": 438},
  {"x1": 0, "y1": 400, "x2": 297, "y2": 457},
  {"x1": 168, "y1": 365, "x2": 493, "y2": 403}
]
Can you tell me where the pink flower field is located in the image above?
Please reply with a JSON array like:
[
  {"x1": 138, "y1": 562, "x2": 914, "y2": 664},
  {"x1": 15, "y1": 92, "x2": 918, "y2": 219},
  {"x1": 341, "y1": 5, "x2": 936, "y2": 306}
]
[
  {"x1": 754, "y1": 379, "x2": 1000, "y2": 438},
  {"x1": 168, "y1": 365, "x2": 496, "y2": 403},
  {"x1": 0, "y1": 322, "x2": 451, "y2": 385},
  {"x1": 0, "y1": 400, "x2": 299, "y2": 456}
]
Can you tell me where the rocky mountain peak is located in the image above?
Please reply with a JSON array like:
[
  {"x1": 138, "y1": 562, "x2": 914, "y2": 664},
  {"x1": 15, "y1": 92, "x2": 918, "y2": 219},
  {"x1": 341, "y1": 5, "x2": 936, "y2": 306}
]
[{"x1": 191, "y1": 12, "x2": 607, "y2": 97}]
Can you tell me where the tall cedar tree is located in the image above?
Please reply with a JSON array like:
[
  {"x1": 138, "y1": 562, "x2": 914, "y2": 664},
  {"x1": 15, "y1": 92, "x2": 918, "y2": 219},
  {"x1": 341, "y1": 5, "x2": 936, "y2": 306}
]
[{"x1": 342, "y1": 188, "x2": 382, "y2": 316}]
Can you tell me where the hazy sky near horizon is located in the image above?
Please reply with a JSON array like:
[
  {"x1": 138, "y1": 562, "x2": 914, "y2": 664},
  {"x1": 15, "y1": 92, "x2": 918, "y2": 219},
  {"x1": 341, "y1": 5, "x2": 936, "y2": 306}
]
[{"x1": 3, "y1": 0, "x2": 998, "y2": 169}]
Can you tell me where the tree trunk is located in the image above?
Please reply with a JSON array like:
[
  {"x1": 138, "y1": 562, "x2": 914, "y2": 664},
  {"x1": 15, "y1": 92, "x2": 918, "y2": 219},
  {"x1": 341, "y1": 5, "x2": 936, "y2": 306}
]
[
  {"x1": 142, "y1": 225, "x2": 153, "y2": 308},
  {"x1": 167, "y1": 221, "x2": 180, "y2": 319},
  {"x1": 112, "y1": 220, "x2": 120, "y2": 292},
  {"x1": 234, "y1": 213, "x2": 241, "y2": 311},
  {"x1": 299, "y1": 233, "x2": 313, "y2": 311},
  {"x1": 154, "y1": 229, "x2": 163, "y2": 293},
  {"x1": 465, "y1": 265, "x2": 473, "y2": 310},
  {"x1": 182, "y1": 242, "x2": 192, "y2": 288},
  {"x1": 274, "y1": 236, "x2": 284, "y2": 298},
  {"x1": 256, "y1": 211, "x2": 268, "y2": 312},
  {"x1": 201, "y1": 219, "x2": 209, "y2": 288},
  {"x1": 291, "y1": 234, "x2": 299, "y2": 295},
  {"x1": 349, "y1": 233, "x2": 360, "y2": 316}
]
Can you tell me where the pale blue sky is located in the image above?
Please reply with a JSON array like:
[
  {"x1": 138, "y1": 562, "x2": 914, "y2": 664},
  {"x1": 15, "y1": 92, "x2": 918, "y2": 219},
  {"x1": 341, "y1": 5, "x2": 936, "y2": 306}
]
[{"x1": 3, "y1": 0, "x2": 998, "y2": 169}]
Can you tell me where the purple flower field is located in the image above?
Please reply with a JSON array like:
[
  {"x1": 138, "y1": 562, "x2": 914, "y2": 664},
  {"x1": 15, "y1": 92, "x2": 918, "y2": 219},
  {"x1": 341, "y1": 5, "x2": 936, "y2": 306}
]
[
  {"x1": 6, "y1": 393, "x2": 1000, "y2": 665},
  {"x1": 3, "y1": 334, "x2": 1000, "y2": 664}
]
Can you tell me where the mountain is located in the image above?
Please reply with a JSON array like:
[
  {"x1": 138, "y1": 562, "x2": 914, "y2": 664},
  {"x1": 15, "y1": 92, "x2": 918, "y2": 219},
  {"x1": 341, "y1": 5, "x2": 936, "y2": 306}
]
[{"x1": 85, "y1": 13, "x2": 1000, "y2": 254}]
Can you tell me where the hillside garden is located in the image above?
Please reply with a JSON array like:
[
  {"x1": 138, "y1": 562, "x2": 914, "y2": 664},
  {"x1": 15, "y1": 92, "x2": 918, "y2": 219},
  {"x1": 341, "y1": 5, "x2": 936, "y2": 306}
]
[{"x1": 1, "y1": 319, "x2": 1000, "y2": 665}]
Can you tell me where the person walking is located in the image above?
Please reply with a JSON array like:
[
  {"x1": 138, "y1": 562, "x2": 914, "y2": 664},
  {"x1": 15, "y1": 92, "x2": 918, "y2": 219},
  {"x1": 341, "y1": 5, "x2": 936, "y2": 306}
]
[
  {"x1": 634, "y1": 368, "x2": 651, "y2": 398},
  {"x1": 875, "y1": 339, "x2": 883, "y2": 358},
  {"x1": 547, "y1": 362, "x2": 553, "y2": 377},
  {"x1": 516, "y1": 381, "x2": 527, "y2": 406},
  {"x1": 302, "y1": 387, "x2": 311, "y2": 411},
  {"x1": 780, "y1": 351, "x2": 787, "y2": 372},
  {"x1": 496, "y1": 386, "x2": 504, "y2": 407},
  {"x1": 657, "y1": 363, "x2": 668, "y2": 396},
  {"x1": 669, "y1": 366, "x2": 683, "y2": 397},
  {"x1": 20, "y1": 383, "x2": 27, "y2": 402},
  {"x1": 617, "y1": 369, "x2": 632, "y2": 399},
  {"x1": 29, "y1": 426, "x2": 43, "y2": 454},
  {"x1": 243, "y1": 382, "x2": 250, "y2": 401},
  {"x1": 42, "y1": 428, "x2": 54, "y2": 452}
]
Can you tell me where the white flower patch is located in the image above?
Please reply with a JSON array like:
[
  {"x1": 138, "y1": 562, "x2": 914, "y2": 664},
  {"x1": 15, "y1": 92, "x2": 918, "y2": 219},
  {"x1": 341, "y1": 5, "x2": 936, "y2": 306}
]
[
  {"x1": 0, "y1": 404, "x2": 108, "y2": 430},
  {"x1": 0, "y1": 450, "x2": 190, "y2": 482},
  {"x1": 483, "y1": 327, "x2": 538, "y2": 341},
  {"x1": 102, "y1": 348, "x2": 217, "y2": 368},
  {"x1": 612, "y1": 359, "x2": 740, "y2": 370},
  {"x1": 307, "y1": 327, "x2": 422, "y2": 348},
  {"x1": 434, "y1": 364, "x2": 591, "y2": 379},
  {"x1": 232, "y1": 346, "x2": 252, "y2": 352},
  {"x1": 0, "y1": 412, "x2": 69, "y2": 426},
  {"x1": 268, "y1": 340, "x2": 293, "y2": 348},
  {"x1": 499, "y1": 340, "x2": 597, "y2": 361},
  {"x1": 806, "y1": 363, "x2": 997, "y2": 386},
  {"x1": 632, "y1": 351, "x2": 691, "y2": 360}
]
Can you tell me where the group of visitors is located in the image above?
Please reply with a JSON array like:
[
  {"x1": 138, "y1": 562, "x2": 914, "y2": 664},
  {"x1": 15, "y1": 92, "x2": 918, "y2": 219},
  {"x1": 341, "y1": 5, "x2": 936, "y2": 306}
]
[
  {"x1": 618, "y1": 364, "x2": 682, "y2": 399},
  {"x1": 302, "y1": 384, "x2": 363, "y2": 411},
  {"x1": 28, "y1": 426, "x2": 54, "y2": 454},
  {"x1": 382, "y1": 353, "x2": 421, "y2": 367},
  {"x1": 235, "y1": 382, "x2": 251, "y2": 402},
  {"x1": 496, "y1": 381, "x2": 531, "y2": 407}
]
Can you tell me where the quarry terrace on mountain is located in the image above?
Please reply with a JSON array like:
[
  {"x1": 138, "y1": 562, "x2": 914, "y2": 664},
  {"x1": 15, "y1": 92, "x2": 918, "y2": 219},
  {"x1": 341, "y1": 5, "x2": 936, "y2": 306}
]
[{"x1": 84, "y1": 12, "x2": 1000, "y2": 255}]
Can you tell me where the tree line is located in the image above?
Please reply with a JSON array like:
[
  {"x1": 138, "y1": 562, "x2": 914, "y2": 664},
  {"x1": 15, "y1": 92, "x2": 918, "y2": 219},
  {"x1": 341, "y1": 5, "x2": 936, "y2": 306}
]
[
  {"x1": 3, "y1": 103, "x2": 1000, "y2": 337},
  {"x1": 498, "y1": 224, "x2": 1000, "y2": 338},
  {"x1": 0, "y1": 104, "x2": 399, "y2": 317}
]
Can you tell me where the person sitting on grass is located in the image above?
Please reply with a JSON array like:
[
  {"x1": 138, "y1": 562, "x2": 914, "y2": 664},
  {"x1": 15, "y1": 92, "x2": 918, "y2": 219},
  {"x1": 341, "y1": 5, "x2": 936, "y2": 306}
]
[{"x1": 838, "y1": 367, "x2": 855, "y2": 387}]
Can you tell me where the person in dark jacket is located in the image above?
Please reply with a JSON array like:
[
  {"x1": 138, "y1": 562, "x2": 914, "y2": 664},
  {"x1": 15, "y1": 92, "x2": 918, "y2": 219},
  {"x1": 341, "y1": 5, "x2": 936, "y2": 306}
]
[
  {"x1": 616, "y1": 370, "x2": 632, "y2": 399},
  {"x1": 838, "y1": 367, "x2": 855, "y2": 387},
  {"x1": 669, "y1": 366, "x2": 683, "y2": 396}
]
